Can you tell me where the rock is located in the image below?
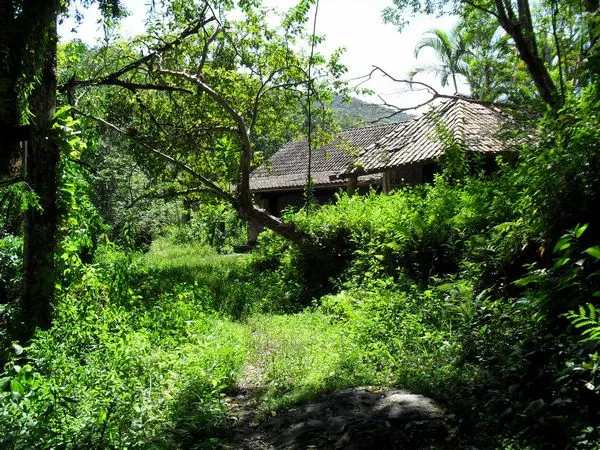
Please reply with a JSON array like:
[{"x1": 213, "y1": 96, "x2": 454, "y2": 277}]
[{"x1": 222, "y1": 388, "x2": 447, "y2": 449}]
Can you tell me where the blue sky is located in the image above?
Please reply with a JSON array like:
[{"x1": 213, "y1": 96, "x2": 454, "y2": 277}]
[{"x1": 59, "y1": 0, "x2": 464, "y2": 109}]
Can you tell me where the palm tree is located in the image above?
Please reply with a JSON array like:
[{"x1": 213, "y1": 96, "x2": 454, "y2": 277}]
[
  {"x1": 409, "y1": 27, "x2": 469, "y2": 94},
  {"x1": 458, "y1": 19, "x2": 514, "y2": 102}
]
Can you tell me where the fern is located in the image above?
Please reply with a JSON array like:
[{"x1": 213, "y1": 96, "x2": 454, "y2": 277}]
[{"x1": 565, "y1": 304, "x2": 600, "y2": 343}]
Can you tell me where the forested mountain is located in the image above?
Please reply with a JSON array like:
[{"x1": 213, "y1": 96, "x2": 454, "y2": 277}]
[
  {"x1": 0, "y1": 0, "x2": 599, "y2": 448},
  {"x1": 331, "y1": 95, "x2": 413, "y2": 128}
]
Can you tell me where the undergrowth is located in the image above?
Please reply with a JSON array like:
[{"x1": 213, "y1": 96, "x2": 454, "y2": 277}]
[
  {"x1": 1, "y1": 86, "x2": 599, "y2": 449},
  {"x1": 1, "y1": 246, "x2": 250, "y2": 449},
  {"x1": 245, "y1": 88, "x2": 600, "y2": 447}
]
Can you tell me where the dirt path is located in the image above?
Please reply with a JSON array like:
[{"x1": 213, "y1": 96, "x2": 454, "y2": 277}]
[{"x1": 218, "y1": 327, "x2": 449, "y2": 449}]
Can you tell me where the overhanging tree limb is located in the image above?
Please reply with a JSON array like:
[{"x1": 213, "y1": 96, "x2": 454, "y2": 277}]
[
  {"x1": 157, "y1": 68, "x2": 311, "y2": 247},
  {"x1": 157, "y1": 69, "x2": 253, "y2": 186},
  {"x1": 61, "y1": 78, "x2": 193, "y2": 93},
  {"x1": 74, "y1": 108, "x2": 236, "y2": 204},
  {"x1": 58, "y1": 13, "x2": 216, "y2": 93}
]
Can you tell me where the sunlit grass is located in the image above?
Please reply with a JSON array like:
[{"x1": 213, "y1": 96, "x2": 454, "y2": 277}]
[
  {"x1": 241, "y1": 312, "x2": 377, "y2": 413},
  {"x1": 142, "y1": 238, "x2": 250, "y2": 269}
]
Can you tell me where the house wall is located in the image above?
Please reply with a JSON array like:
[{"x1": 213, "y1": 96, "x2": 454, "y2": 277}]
[
  {"x1": 381, "y1": 155, "x2": 505, "y2": 194},
  {"x1": 256, "y1": 188, "x2": 344, "y2": 217},
  {"x1": 383, "y1": 163, "x2": 437, "y2": 193}
]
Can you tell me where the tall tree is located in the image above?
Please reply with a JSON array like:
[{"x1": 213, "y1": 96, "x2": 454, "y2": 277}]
[
  {"x1": 410, "y1": 27, "x2": 469, "y2": 94},
  {"x1": 0, "y1": 0, "x2": 122, "y2": 341},
  {"x1": 382, "y1": 0, "x2": 594, "y2": 109},
  {"x1": 456, "y1": 16, "x2": 515, "y2": 102},
  {"x1": 0, "y1": 0, "x2": 64, "y2": 341},
  {"x1": 62, "y1": 1, "x2": 341, "y2": 249}
]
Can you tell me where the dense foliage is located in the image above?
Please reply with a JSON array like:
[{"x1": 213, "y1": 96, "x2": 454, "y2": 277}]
[
  {"x1": 0, "y1": 89, "x2": 598, "y2": 447},
  {"x1": 249, "y1": 85, "x2": 600, "y2": 446},
  {"x1": 0, "y1": 0, "x2": 599, "y2": 448}
]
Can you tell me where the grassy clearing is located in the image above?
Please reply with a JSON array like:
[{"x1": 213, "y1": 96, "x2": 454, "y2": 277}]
[
  {"x1": 138, "y1": 239, "x2": 258, "y2": 318},
  {"x1": 4, "y1": 225, "x2": 597, "y2": 448},
  {"x1": 135, "y1": 244, "x2": 474, "y2": 421},
  {"x1": 142, "y1": 239, "x2": 247, "y2": 269},
  {"x1": 240, "y1": 312, "x2": 365, "y2": 413}
]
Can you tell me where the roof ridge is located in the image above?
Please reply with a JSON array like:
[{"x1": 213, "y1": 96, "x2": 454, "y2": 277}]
[
  {"x1": 339, "y1": 122, "x2": 401, "y2": 132},
  {"x1": 279, "y1": 122, "x2": 401, "y2": 146}
]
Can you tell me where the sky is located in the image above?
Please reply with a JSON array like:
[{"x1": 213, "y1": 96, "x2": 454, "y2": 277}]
[{"x1": 58, "y1": 0, "x2": 463, "y2": 109}]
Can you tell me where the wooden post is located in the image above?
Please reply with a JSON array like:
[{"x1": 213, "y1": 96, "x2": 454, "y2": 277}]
[
  {"x1": 347, "y1": 174, "x2": 358, "y2": 197},
  {"x1": 383, "y1": 171, "x2": 390, "y2": 194}
]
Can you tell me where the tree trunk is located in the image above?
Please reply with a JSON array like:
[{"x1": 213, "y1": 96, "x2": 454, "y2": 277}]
[
  {"x1": 182, "y1": 198, "x2": 192, "y2": 223},
  {"x1": 236, "y1": 194, "x2": 311, "y2": 248},
  {"x1": 0, "y1": 2, "x2": 24, "y2": 179},
  {"x1": 235, "y1": 116, "x2": 313, "y2": 249},
  {"x1": 494, "y1": 0, "x2": 562, "y2": 109},
  {"x1": 21, "y1": 1, "x2": 60, "y2": 340}
]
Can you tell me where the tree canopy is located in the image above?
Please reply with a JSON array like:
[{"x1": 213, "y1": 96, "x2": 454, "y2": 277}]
[{"x1": 384, "y1": 0, "x2": 599, "y2": 109}]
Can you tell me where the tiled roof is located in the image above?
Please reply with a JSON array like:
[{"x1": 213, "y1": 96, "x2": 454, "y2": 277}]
[
  {"x1": 346, "y1": 98, "x2": 516, "y2": 176},
  {"x1": 250, "y1": 123, "x2": 398, "y2": 192}
]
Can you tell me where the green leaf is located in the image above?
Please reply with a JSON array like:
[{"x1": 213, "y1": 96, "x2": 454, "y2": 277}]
[
  {"x1": 54, "y1": 105, "x2": 72, "y2": 119},
  {"x1": 575, "y1": 223, "x2": 589, "y2": 238},
  {"x1": 10, "y1": 379, "x2": 24, "y2": 394},
  {"x1": 553, "y1": 237, "x2": 571, "y2": 254},
  {"x1": 0, "y1": 376, "x2": 11, "y2": 391},
  {"x1": 584, "y1": 246, "x2": 600, "y2": 260},
  {"x1": 553, "y1": 257, "x2": 570, "y2": 269}
]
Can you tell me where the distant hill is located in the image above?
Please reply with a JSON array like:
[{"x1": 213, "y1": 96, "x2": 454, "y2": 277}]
[{"x1": 331, "y1": 96, "x2": 414, "y2": 129}]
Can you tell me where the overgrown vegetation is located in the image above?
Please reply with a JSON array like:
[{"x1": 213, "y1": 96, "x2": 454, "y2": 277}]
[
  {"x1": 244, "y1": 86, "x2": 600, "y2": 446},
  {"x1": 1, "y1": 245, "x2": 250, "y2": 448},
  {"x1": 2, "y1": 87, "x2": 597, "y2": 447},
  {"x1": 1, "y1": 0, "x2": 599, "y2": 447}
]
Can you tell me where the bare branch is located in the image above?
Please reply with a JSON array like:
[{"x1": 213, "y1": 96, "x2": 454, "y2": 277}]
[
  {"x1": 198, "y1": 25, "x2": 223, "y2": 77},
  {"x1": 158, "y1": 69, "x2": 251, "y2": 150},
  {"x1": 130, "y1": 91, "x2": 165, "y2": 134},
  {"x1": 101, "y1": 80, "x2": 193, "y2": 93},
  {"x1": 67, "y1": 157, "x2": 95, "y2": 172},
  {"x1": 379, "y1": 93, "x2": 436, "y2": 111},
  {"x1": 362, "y1": 66, "x2": 516, "y2": 115},
  {"x1": 370, "y1": 66, "x2": 440, "y2": 96},
  {"x1": 247, "y1": 67, "x2": 293, "y2": 136}
]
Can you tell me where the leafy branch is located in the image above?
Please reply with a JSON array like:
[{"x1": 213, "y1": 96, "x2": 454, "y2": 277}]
[
  {"x1": 59, "y1": 11, "x2": 216, "y2": 95},
  {"x1": 73, "y1": 108, "x2": 235, "y2": 204}
]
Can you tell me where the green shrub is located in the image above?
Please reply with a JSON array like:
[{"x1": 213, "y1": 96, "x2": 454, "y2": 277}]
[
  {"x1": 164, "y1": 202, "x2": 246, "y2": 253},
  {"x1": 242, "y1": 85, "x2": 600, "y2": 447},
  {"x1": 138, "y1": 238, "x2": 295, "y2": 317},
  {"x1": 0, "y1": 235, "x2": 23, "y2": 351},
  {"x1": 0, "y1": 246, "x2": 250, "y2": 449}
]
